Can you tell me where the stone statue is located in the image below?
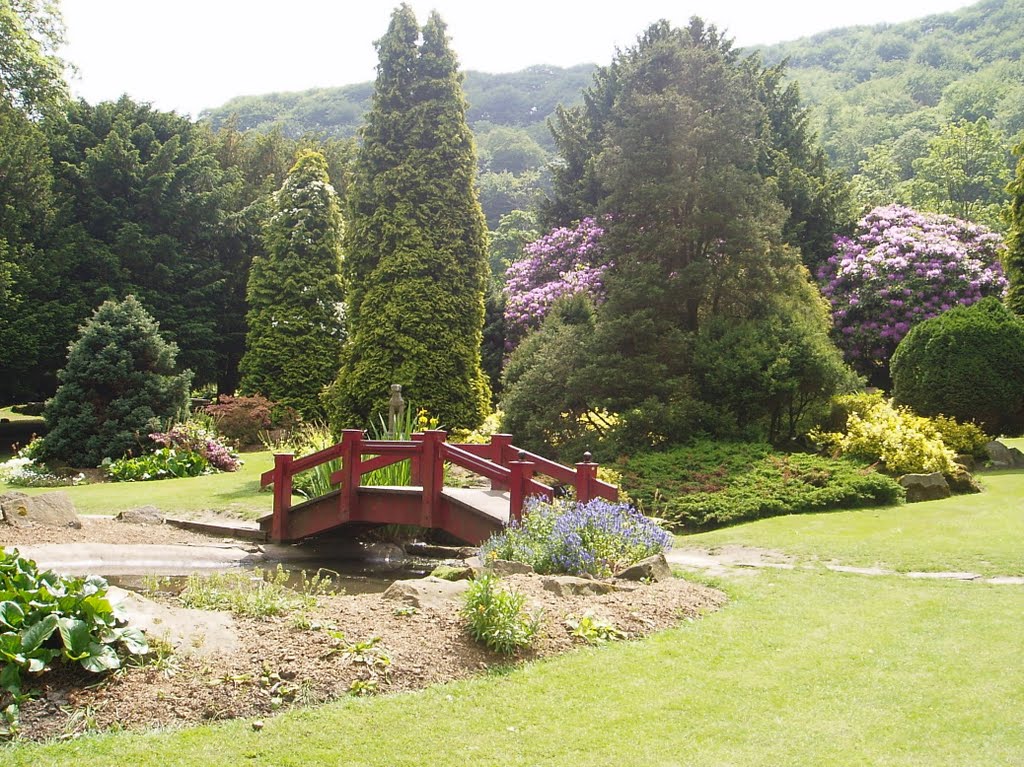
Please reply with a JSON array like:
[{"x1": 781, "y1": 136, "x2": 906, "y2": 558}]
[{"x1": 387, "y1": 383, "x2": 405, "y2": 437}]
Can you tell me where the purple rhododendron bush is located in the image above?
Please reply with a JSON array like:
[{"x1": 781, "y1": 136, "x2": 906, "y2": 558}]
[
  {"x1": 503, "y1": 217, "x2": 610, "y2": 348},
  {"x1": 817, "y1": 205, "x2": 1007, "y2": 381}
]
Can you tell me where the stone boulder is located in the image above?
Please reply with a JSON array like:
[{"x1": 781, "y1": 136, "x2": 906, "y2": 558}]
[
  {"x1": 485, "y1": 558, "x2": 534, "y2": 577},
  {"x1": 0, "y1": 491, "x2": 81, "y2": 528},
  {"x1": 382, "y1": 576, "x2": 470, "y2": 610},
  {"x1": 614, "y1": 553, "x2": 674, "y2": 583},
  {"x1": 540, "y1": 575, "x2": 618, "y2": 597},
  {"x1": 429, "y1": 564, "x2": 474, "y2": 581},
  {"x1": 985, "y1": 440, "x2": 1024, "y2": 469},
  {"x1": 115, "y1": 506, "x2": 165, "y2": 525},
  {"x1": 897, "y1": 472, "x2": 951, "y2": 503}
]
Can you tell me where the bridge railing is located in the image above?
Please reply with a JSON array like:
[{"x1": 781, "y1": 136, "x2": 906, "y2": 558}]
[{"x1": 261, "y1": 428, "x2": 618, "y2": 538}]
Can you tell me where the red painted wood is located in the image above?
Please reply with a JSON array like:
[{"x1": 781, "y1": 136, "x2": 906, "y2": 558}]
[
  {"x1": 262, "y1": 426, "x2": 619, "y2": 543},
  {"x1": 270, "y1": 453, "x2": 294, "y2": 542}
]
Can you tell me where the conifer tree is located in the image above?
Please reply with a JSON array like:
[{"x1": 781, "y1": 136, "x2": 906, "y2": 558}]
[
  {"x1": 328, "y1": 6, "x2": 490, "y2": 429},
  {"x1": 1006, "y1": 142, "x2": 1024, "y2": 317},
  {"x1": 239, "y1": 150, "x2": 345, "y2": 418},
  {"x1": 41, "y1": 296, "x2": 191, "y2": 467}
]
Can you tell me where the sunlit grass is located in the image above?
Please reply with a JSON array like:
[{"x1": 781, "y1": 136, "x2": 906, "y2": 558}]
[
  {"x1": 0, "y1": 451, "x2": 285, "y2": 520},
  {"x1": 5, "y1": 570, "x2": 1022, "y2": 766}
]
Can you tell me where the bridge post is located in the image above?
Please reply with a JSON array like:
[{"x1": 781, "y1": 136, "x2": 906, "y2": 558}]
[
  {"x1": 339, "y1": 429, "x2": 363, "y2": 520},
  {"x1": 489, "y1": 434, "x2": 513, "y2": 491},
  {"x1": 270, "y1": 452, "x2": 294, "y2": 542},
  {"x1": 575, "y1": 451, "x2": 598, "y2": 504},
  {"x1": 409, "y1": 432, "x2": 425, "y2": 486},
  {"x1": 419, "y1": 430, "x2": 447, "y2": 528},
  {"x1": 509, "y1": 452, "x2": 536, "y2": 524}
]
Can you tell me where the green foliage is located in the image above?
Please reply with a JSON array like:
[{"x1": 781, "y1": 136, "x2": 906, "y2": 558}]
[
  {"x1": 929, "y1": 415, "x2": 991, "y2": 459},
  {"x1": 621, "y1": 440, "x2": 904, "y2": 529},
  {"x1": 565, "y1": 614, "x2": 626, "y2": 644},
  {"x1": 178, "y1": 566, "x2": 334, "y2": 619},
  {"x1": 691, "y1": 280, "x2": 862, "y2": 442},
  {"x1": 239, "y1": 150, "x2": 345, "y2": 419},
  {"x1": 515, "y1": 19, "x2": 854, "y2": 452},
  {"x1": 758, "y1": 0, "x2": 1024, "y2": 222},
  {"x1": 812, "y1": 393, "x2": 959, "y2": 475},
  {"x1": 499, "y1": 295, "x2": 603, "y2": 459},
  {"x1": 42, "y1": 97, "x2": 232, "y2": 388},
  {"x1": 41, "y1": 296, "x2": 191, "y2": 467},
  {"x1": 460, "y1": 572, "x2": 540, "y2": 655},
  {"x1": 891, "y1": 297, "x2": 1024, "y2": 435},
  {"x1": 909, "y1": 118, "x2": 1012, "y2": 229},
  {"x1": 102, "y1": 447, "x2": 210, "y2": 482},
  {"x1": 328, "y1": 7, "x2": 491, "y2": 431},
  {"x1": 0, "y1": 0, "x2": 68, "y2": 115},
  {"x1": 1005, "y1": 140, "x2": 1024, "y2": 315},
  {"x1": 0, "y1": 547, "x2": 148, "y2": 736}
]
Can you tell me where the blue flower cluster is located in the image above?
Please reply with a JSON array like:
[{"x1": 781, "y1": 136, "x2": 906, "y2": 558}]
[{"x1": 482, "y1": 497, "x2": 672, "y2": 578}]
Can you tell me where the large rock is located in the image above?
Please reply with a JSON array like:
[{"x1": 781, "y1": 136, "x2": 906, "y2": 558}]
[
  {"x1": 985, "y1": 440, "x2": 1024, "y2": 469},
  {"x1": 0, "y1": 491, "x2": 81, "y2": 528},
  {"x1": 116, "y1": 506, "x2": 165, "y2": 525},
  {"x1": 382, "y1": 576, "x2": 470, "y2": 610},
  {"x1": 107, "y1": 586, "x2": 238, "y2": 658},
  {"x1": 540, "y1": 575, "x2": 618, "y2": 597},
  {"x1": 485, "y1": 558, "x2": 534, "y2": 577},
  {"x1": 614, "y1": 553, "x2": 673, "y2": 583},
  {"x1": 897, "y1": 472, "x2": 951, "y2": 503}
]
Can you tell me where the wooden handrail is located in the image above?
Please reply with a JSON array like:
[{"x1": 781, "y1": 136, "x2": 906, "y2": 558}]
[
  {"x1": 440, "y1": 443, "x2": 511, "y2": 483},
  {"x1": 263, "y1": 428, "x2": 619, "y2": 541}
]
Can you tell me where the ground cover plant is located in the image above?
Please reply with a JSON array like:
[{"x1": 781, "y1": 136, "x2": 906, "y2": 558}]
[
  {"x1": 621, "y1": 440, "x2": 904, "y2": 530},
  {"x1": 0, "y1": 549, "x2": 148, "y2": 738},
  {"x1": 687, "y1": 464, "x2": 1024, "y2": 577},
  {"x1": 481, "y1": 497, "x2": 672, "y2": 577}
]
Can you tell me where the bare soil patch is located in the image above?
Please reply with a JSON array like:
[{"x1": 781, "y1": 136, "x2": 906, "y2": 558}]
[{"x1": 2, "y1": 520, "x2": 725, "y2": 743}]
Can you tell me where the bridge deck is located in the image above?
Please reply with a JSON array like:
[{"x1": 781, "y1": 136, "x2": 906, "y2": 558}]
[{"x1": 440, "y1": 487, "x2": 511, "y2": 525}]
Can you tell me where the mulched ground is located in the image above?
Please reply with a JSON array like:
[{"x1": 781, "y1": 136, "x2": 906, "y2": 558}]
[{"x1": 1, "y1": 521, "x2": 725, "y2": 743}]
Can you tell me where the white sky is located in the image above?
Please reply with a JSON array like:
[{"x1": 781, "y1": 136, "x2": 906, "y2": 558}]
[{"x1": 60, "y1": 0, "x2": 975, "y2": 118}]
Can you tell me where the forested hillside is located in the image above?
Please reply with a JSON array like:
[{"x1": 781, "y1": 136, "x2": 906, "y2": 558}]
[
  {"x1": 757, "y1": 0, "x2": 1024, "y2": 226},
  {"x1": 201, "y1": 64, "x2": 596, "y2": 147}
]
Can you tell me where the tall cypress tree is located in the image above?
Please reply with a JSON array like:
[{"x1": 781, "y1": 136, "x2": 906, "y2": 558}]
[
  {"x1": 239, "y1": 150, "x2": 345, "y2": 418},
  {"x1": 327, "y1": 6, "x2": 490, "y2": 429},
  {"x1": 1006, "y1": 142, "x2": 1024, "y2": 317}
]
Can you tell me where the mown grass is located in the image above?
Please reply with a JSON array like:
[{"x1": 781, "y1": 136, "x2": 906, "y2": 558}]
[
  {"x1": 684, "y1": 467, "x2": 1024, "y2": 577},
  {"x1": 0, "y1": 451, "x2": 283, "y2": 520},
  {"x1": 4, "y1": 570, "x2": 1022, "y2": 766}
]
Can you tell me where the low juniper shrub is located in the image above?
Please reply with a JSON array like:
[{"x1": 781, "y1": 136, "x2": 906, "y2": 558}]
[{"x1": 482, "y1": 497, "x2": 673, "y2": 578}]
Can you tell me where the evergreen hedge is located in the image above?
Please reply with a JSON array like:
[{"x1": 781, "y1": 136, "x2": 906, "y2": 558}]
[{"x1": 891, "y1": 297, "x2": 1024, "y2": 435}]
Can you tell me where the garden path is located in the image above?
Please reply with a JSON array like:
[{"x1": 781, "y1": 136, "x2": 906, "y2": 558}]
[{"x1": 667, "y1": 545, "x2": 1024, "y2": 584}]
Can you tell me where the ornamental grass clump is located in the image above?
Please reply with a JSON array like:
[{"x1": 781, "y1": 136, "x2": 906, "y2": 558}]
[{"x1": 482, "y1": 497, "x2": 672, "y2": 578}]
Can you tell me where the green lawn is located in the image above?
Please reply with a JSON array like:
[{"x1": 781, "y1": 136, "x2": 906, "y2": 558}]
[
  {"x1": 0, "y1": 406, "x2": 42, "y2": 424},
  {"x1": 3, "y1": 442, "x2": 1022, "y2": 764},
  {"x1": 0, "y1": 451, "x2": 281, "y2": 520},
  {"x1": 684, "y1": 467, "x2": 1024, "y2": 577},
  {"x1": 5, "y1": 570, "x2": 1022, "y2": 766}
]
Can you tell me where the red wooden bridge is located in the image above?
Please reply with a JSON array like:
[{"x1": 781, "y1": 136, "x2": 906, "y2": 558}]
[{"x1": 259, "y1": 429, "x2": 618, "y2": 545}]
